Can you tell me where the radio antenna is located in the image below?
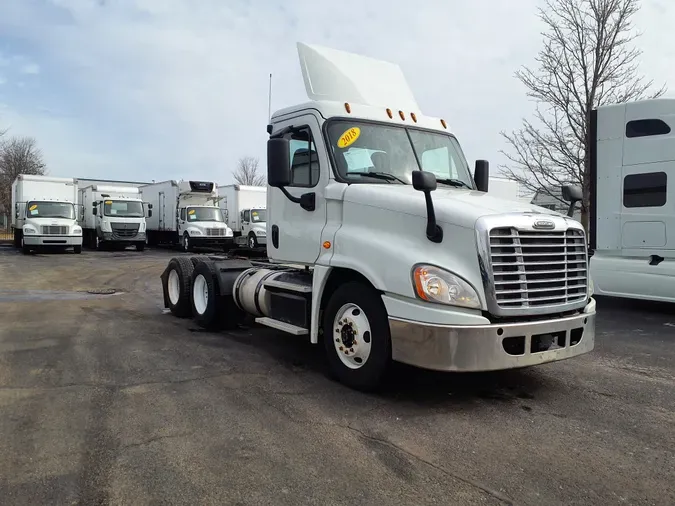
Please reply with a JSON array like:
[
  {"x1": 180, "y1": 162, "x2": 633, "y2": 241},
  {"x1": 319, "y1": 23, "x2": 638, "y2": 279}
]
[{"x1": 268, "y1": 73, "x2": 272, "y2": 122}]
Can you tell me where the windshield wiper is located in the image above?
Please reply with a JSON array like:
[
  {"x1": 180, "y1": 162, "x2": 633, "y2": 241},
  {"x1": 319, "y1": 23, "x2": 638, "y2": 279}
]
[
  {"x1": 348, "y1": 171, "x2": 407, "y2": 184},
  {"x1": 436, "y1": 178, "x2": 473, "y2": 189}
]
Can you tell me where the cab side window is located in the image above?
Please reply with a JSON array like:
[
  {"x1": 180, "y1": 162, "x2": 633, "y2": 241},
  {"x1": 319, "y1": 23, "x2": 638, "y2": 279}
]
[
  {"x1": 180, "y1": 208, "x2": 186, "y2": 221},
  {"x1": 287, "y1": 126, "x2": 320, "y2": 188},
  {"x1": 243, "y1": 210, "x2": 250, "y2": 222}
]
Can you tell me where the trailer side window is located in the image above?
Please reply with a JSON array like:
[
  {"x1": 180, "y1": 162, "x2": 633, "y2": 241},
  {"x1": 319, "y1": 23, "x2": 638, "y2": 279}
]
[
  {"x1": 287, "y1": 126, "x2": 319, "y2": 188},
  {"x1": 623, "y1": 172, "x2": 667, "y2": 208},
  {"x1": 625, "y1": 119, "x2": 671, "y2": 138}
]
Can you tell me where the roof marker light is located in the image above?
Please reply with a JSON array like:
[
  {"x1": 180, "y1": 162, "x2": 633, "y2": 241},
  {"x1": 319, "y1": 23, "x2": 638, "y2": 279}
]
[
  {"x1": 399, "y1": 110, "x2": 405, "y2": 120},
  {"x1": 344, "y1": 102, "x2": 351, "y2": 113},
  {"x1": 410, "y1": 112, "x2": 417, "y2": 123},
  {"x1": 386, "y1": 108, "x2": 393, "y2": 119},
  {"x1": 440, "y1": 119, "x2": 447, "y2": 129}
]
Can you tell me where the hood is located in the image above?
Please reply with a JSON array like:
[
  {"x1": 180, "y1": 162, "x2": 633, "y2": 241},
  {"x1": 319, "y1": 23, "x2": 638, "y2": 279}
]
[{"x1": 342, "y1": 184, "x2": 562, "y2": 229}]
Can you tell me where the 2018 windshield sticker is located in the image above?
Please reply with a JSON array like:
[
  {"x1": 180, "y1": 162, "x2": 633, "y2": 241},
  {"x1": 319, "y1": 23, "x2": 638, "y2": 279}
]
[
  {"x1": 29, "y1": 204, "x2": 38, "y2": 211},
  {"x1": 337, "y1": 127, "x2": 361, "y2": 148},
  {"x1": 104, "y1": 200, "x2": 113, "y2": 205},
  {"x1": 188, "y1": 209, "x2": 196, "y2": 215}
]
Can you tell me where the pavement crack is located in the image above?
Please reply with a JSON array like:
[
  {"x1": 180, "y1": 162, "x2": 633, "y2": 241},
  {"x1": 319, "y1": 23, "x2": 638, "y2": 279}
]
[{"x1": 345, "y1": 424, "x2": 515, "y2": 506}]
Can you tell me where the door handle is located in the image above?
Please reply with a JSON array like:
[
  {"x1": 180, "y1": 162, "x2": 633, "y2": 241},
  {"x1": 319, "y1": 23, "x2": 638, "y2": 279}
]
[{"x1": 272, "y1": 225, "x2": 279, "y2": 248}]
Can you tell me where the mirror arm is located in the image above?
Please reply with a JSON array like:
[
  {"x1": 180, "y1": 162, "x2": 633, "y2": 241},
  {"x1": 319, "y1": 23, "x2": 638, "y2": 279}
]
[
  {"x1": 566, "y1": 200, "x2": 580, "y2": 218},
  {"x1": 278, "y1": 187, "x2": 315, "y2": 212},
  {"x1": 422, "y1": 192, "x2": 443, "y2": 243}
]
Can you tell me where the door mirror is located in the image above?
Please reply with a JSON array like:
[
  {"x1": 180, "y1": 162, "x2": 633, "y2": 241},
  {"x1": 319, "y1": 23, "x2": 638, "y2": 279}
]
[
  {"x1": 267, "y1": 138, "x2": 291, "y2": 187},
  {"x1": 412, "y1": 170, "x2": 437, "y2": 192},
  {"x1": 148, "y1": 210, "x2": 153, "y2": 218},
  {"x1": 92, "y1": 207, "x2": 97, "y2": 216},
  {"x1": 474, "y1": 160, "x2": 489, "y2": 192},
  {"x1": 561, "y1": 184, "x2": 583, "y2": 217}
]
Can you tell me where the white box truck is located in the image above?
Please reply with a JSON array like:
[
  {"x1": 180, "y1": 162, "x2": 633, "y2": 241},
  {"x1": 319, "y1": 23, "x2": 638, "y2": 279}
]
[
  {"x1": 78, "y1": 184, "x2": 148, "y2": 251},
  {"x1": 218, "y1": 184, "x2": 267, "y2": 249},
  {"x1": 11, "y1": 174, "x2": 83, "y2": 254},
  {"x1": 141, "y1": 180, "x2": 233, "y2": 251},
  {"x1": 562, "y1": 98, "x2": 675, "y2": 303},
  {"x1": 160, "y1": 42, "x2": 596, "y2": 391}
]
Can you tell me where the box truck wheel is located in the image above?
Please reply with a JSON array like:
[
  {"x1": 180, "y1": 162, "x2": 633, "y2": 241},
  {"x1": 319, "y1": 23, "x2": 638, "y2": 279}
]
[
  {"x1": 182, "y1": 233, "x2": 192, "y2": 252},
  {"x1": 135, "y1": 242, "x2": 145, "y2": 252},
  {"x1": 322, "y1": 281, "x2": 392, "y2": 391},
  {"x1": 20, "y1": 236, "x2": 31, "y2": 255},
  {"x1": 248, "y1": 233, "x2": 258, "y2": 249},
  {"x1": 164, "y1": 257, "x2": 194, "y2": 318},
  {"x1": 73, "y1": 245, "x2": 82, "y2": 254},
  {"x1": 191, "y1": 260, "x2": 243, "y2": 330}
]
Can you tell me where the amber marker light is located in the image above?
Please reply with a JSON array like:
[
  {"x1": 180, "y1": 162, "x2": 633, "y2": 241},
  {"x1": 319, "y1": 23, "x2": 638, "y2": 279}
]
[
  {"x1": 440, "y1": 119, "x2": 447, "y2": 129},
  {"x1": 386, "y1": 108, "x2": 393, "y2": 118},
  {"x1": 323, "y1": 241, "x2": 331, "y2": 249},
  {"x1": 398, "y1": 110, "x2": 405, "y2": 120},
  {"x1": 410, "y1": 112, "x2": 417, "y2": 123},
  {"x1": 344, "y1": 102, "x2": 351, "y2": 113}
]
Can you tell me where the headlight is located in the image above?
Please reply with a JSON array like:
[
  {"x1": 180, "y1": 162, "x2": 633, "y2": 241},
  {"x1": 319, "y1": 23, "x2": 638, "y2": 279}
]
[
  {"x1": 72, "y1": 226, "x2": 82, "y2": 235},
  {"x1": 23, "y1": 226, "x2": 37, "y2": 234},
  {"x1": 255, "y1": 230, "x2": 266, "y2": 236},
  {"x1": 100, "y1": 221, "x2": 111, "y2": 232},
  {"x1": 139, "y1": 222, "x2": 146, "y2": 232},
  {"x1": 412, "y1": 265, "x2": 481, "y2": 309},
  {"x1": 191, "y1": 229, "x2": 202, "y2": 235}
]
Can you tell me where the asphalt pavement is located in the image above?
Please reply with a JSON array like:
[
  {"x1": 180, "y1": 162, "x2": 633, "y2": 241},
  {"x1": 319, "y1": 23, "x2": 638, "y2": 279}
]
[{"x1": 0, "y1": 245, "x2": 673, "y2": 505}]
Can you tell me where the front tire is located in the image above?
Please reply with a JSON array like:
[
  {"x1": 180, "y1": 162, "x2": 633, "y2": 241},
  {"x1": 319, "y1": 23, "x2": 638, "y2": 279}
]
[
  {"x1": 322, "y1": 281, "x2": 392, "y2": 391},
  {"x1": 73, "y1": 245, "x2": 82, "y2": 254},
  {"x1": 247, "y1": 233, "x2": 258, "y2": 249},
  {"x1": 182, "y1": 233, "x2": 192, "y2": 252},
  {"x1": 164, "y1": 257, "x2": 194, "y2": 318},
  {"x1": 21, "y1": 236, "x2": 31, "y2": 255},
  {"x1": 135, "y1": 242, "x2": 145, "y2": 252}
]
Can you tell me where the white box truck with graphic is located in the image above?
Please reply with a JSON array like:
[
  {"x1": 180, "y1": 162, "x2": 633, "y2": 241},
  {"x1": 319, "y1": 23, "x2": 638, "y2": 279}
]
[
  {"x1": 11, "y1": 174, "x2": 83, "y2": 254},
  {"x1": 79, "y1": 184, "x2": 148, "y2": 251},
  {"x1": 218, "y1": 184, "x2": 267, "y2": 249},
  {"x1": 141, "y1": 180, "x2": 233, "y2": 251},
  {"x1": 160, "y1": 43, "x2": 596, "y2": 391}
]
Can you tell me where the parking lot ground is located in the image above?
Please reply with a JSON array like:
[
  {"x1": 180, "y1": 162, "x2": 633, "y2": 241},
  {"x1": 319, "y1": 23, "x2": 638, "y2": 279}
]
[{"x1": 0, "y1": 245, "x2": 673, "y2": 506}]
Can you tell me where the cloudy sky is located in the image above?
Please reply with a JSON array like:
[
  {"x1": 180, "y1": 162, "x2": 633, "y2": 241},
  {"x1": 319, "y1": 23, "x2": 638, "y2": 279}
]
[{"x1": 0, "y1": 0, "x2": 672, "y2": 184}]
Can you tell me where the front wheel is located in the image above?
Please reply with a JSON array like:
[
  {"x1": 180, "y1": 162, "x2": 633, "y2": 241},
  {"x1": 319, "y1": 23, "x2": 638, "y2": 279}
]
[
  {"x1": 247, "y1": 233, "x2": 258, "y2": 249},
  {"x1": 135, "y1": 242, "x2": 145, "y2": 252},
  {"x1": 182, "y1": 233, "x2": 192, "y2": 252},
  {"x1": 20, "y1": 236, "x2": 31, "y2": 255},
  {"x1": 73, "y1": 245, "x2": 82, "y2": 254},
  {"x1": 322, "y1": 281, "x2": 392, "y2": 391}
]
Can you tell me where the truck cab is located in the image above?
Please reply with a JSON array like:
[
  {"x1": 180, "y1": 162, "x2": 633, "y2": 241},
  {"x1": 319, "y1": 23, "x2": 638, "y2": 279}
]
[
  {"x1": 176, "y1": 204, "x2": 231, "y2": 251},
  {"x1": 161, "y1": 42, "x2": 596, "y2": 391},
  {"x1": 80, "y1": 185, "x2": 149, "y2": 251},
  {"x1": 240, "y1": 207, "x2": 266, "y2": 248},
  {"x1": 584, "y1": 98, "x2": 675, "y2": 303}
]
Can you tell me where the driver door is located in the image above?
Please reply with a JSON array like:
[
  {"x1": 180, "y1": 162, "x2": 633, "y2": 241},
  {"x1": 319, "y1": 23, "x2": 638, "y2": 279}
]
[{"x1": 267, "y1": 112, "x2": 328, "y2": 265}]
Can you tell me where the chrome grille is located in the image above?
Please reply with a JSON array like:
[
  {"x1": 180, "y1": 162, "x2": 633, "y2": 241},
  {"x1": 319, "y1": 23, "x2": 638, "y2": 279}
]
[
  {"x1": 488, "y1": 228, "x2": 588, "y2": 309},
  {"x1": 206, "y1": 228, "x2": 226, "y2": 236},
  {"x1": 42, "y1": 226, "x2": 68, "y2": 235},
  {"x1": 111, "y1": 222, "x2": 139, "y2": 238}
]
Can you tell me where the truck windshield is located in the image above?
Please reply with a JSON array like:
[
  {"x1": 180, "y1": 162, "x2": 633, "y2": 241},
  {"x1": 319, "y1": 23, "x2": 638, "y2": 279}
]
[
  {"x1": 187, "y1": 207, "x2": 223, "y2": 222},
  {"x1": 325, "y1": 120, "x2": 474, "y2": 188},
  {"x1": 25, "y1": 201, "x2": 75, "y2": 219},
  {"x1": 250, "y1": 209, "x2": 266, "y2": 222},
  {"x1": 103, "y1": 200, "x2": 144, "y2": 218}
]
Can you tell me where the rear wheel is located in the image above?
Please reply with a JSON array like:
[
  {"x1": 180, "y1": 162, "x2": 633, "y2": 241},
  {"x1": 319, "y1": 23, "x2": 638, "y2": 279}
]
[
  {"x1": 322, "y1": 281, "x2": 392, "y2": 391},
  {"x1": 164, "y1": 257, "x2": 194, "y2": 317},
  {"x1": 191, "y1": 260, "x2": 244, "y2": 330}
]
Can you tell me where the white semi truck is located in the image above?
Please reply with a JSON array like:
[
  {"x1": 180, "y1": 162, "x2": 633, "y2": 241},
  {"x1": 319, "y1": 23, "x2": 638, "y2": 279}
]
[
  {"x1": 78, "y1": 184, "x2": 148, "y2": 251},
  {"x1": 562, "y1": 98, "x2": 675, "y2": 303},
  {"x1": 11, "y1": 174, "x2": 83, "y2": 254},
  {"x1": 141, "y1": 180, "x2": 233, "y2": 251},
  {"x1": 218, "y1": 184, "x2": 267, "y2": 249},
  {"x1": 160, "y1": 42, "x2": 596, "y2": 391}
]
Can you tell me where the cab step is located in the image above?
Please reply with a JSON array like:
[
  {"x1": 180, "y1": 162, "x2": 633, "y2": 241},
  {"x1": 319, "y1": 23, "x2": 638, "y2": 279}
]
[{"x1": 255, "y1": 317, "x2": 308, "y2": 336}]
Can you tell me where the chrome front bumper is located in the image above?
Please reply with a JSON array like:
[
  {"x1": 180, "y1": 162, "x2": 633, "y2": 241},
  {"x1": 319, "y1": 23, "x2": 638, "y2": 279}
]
[
  {"x1": 23, "y1": 235, "x2": 83, "y2": 246},
  {"x1": 389, "y1": 299, "x2": 596, "y2": 372}
]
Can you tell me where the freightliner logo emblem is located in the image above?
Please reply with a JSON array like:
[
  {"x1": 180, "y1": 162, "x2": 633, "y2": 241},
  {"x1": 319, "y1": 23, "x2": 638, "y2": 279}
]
[{"x1": 533, "y1": 219, "x2": 555, "y2": 230}]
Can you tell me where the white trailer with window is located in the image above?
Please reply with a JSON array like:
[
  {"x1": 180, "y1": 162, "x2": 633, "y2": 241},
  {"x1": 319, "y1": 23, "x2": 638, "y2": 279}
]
[
  {"x1": 141, "y1": 180, "x2": 233, "y2": 251},
  {"x1": 11, "y1": 174, "x2": 83, "y2": 254},
  {"x1": 160, "y1": 42, "x2": 596, "y2": 391},
  {"x1": 562, "y1": 98, "x2": 675, "y2": 303},
  {"x1": 78, "y1": 184, "x2": 148, "y2": 251},
  {"x1": 218, "y1": 184, "x2": 267, "y2": 249}
]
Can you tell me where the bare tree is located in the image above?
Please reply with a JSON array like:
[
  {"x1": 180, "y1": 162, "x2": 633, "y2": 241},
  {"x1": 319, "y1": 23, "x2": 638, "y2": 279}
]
[
  {"x1": 233, "y1": 156, "x2": 266, "y2": 186},
  {"x1": 500, "y1": 0, "x2": 666, "y2": 228},
  {"x1": 0, "y1": 136, "x2": 47, "y2": 216}
]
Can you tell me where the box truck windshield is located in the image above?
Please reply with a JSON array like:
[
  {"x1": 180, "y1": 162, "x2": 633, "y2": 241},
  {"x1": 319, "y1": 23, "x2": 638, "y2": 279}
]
[
  {"x1": 187, "y1": 207, "x2": 223, "y2": 222},
  {"x1": 326, "y1": 120, "x2": 473, "y2": 187},
  {"x1": 250, "y1": 209, "x2": 266, "y2": 222},
  {"x1": 26, "y1": 201, "x2": 75, "y2": 219},
  {"x1": 103, "y1": 200, "x2": 144, "y2": 218}
]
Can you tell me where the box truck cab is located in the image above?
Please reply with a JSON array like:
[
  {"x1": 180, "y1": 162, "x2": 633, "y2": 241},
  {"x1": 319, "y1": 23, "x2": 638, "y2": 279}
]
[
  {"x1": 570, "y1": 98, "x2": 675, "y2": 303},
  {"x1": 218, "y1": 184, "x2": 267, "y2": 248},
  {"x1": 142, "y1": 180, "x2": 233, "y2": 251},
  {"x1": 79, "y1": 185, "x2": 149, "y2": 251},
  {"x1": 11, "y1": 174, "x2": 83, "y2": 254},
  {"x1": 160, "y1": 42, "x2": 596, "y2": 391}
]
